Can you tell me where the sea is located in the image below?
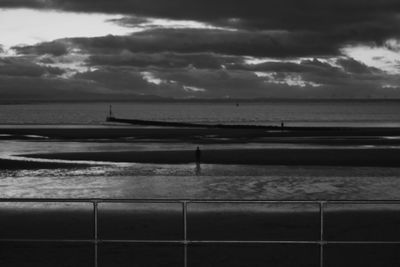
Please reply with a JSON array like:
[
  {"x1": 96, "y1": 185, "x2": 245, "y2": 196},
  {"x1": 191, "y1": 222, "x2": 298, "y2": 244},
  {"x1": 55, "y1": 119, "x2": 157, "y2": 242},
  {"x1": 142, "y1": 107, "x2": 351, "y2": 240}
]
[
  {"x1": 1, "y1": 100, "x2": 400, "y2": 200},
  {"x1": 1, "y1": 100, "x2": 400, "y2": 127}
]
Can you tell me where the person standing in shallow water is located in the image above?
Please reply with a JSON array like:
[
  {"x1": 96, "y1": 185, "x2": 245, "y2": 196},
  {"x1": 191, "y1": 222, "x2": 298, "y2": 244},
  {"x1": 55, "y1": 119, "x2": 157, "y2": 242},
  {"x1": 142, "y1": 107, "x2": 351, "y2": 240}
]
[
  {"x1": 195, "y1": 146, "x2": 202, "y2": 175},
  {"x1": 195, "y1": 146, "x2": 202, "y2": 163}
]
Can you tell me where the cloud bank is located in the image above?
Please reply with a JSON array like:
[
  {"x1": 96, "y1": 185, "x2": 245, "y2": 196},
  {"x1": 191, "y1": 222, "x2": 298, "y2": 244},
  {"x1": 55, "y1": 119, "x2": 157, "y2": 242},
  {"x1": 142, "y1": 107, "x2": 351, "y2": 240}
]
[{"x1": 1, "y1": 0, "x2": 400, "y2": 100}]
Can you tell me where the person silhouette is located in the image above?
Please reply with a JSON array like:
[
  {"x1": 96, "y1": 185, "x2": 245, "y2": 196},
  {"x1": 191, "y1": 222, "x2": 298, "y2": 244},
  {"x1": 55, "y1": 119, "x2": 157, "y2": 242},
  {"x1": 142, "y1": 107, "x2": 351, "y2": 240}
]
[
  {"x1": 195, "y1": 146, "x2": 202, "y2": 163},
  {"x1": 195, "y1": 146, "x2": 202, "y2": 175}
]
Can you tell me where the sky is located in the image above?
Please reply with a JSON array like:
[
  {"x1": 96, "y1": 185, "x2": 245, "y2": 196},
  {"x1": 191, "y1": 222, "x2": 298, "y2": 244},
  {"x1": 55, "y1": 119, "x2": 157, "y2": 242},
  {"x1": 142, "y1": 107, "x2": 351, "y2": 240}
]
[{"x1": 1, "y1": 0, "x2": 400, "y2": 101}]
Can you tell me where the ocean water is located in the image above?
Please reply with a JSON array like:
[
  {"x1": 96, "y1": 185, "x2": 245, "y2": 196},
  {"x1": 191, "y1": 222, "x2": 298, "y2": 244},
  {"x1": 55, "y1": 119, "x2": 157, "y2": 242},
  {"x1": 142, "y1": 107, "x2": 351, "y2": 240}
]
[{"x1": 0, "y1": 100, "x2": 400, "y2": 126}]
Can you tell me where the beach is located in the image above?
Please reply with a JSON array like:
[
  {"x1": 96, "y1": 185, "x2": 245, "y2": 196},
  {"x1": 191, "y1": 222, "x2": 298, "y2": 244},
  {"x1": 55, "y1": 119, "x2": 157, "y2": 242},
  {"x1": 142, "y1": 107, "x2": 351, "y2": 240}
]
[
  {"x1": 1, "y1": 125, "x2": 400, "y2": 200},
  {"x1": 0, "y1": 125, "x2": 399, "y2": 169}
]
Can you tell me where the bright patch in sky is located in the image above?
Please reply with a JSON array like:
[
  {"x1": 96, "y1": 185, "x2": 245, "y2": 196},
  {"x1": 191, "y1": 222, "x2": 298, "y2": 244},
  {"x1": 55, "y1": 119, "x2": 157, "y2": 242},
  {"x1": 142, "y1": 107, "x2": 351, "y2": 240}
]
[
  {"x1": 255, "y1": 71, "x2": 321, "y2": 88},
  {"x1": 183, "y1": 85, "x2": 206, "y2": 92},
  {"x1": 244, "y1": 56, "x2": 341, "y2": 69},
  {"x1": 342, "y1": 43, "x2": 400, "y2": 74},
  {"x1": 141, "y1": 71, "x2": 164, "y2": 85},
  {"x1": 141, "y1": 17, "x2": 230, "y2": 31},
  {"x1": 0, "y1": 8, "x2": 132, "y2": 49},
  {"x1": 39, "y1": 52, "x2": 92, "y2": 78}
]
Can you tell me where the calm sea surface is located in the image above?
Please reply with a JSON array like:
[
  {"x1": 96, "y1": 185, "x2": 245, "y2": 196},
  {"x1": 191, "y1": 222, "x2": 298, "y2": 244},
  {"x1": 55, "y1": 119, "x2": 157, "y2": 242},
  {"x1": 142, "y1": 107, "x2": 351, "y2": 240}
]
[{"x1": 0, "y1": 100, "x2": 400, "y2": 126}]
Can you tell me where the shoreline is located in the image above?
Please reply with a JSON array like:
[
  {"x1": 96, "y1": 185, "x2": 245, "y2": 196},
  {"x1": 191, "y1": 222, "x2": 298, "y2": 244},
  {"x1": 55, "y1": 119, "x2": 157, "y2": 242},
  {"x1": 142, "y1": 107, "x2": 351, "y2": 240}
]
[{"x1": 1, "y1": 125, "x2": 400, "y2": 141}]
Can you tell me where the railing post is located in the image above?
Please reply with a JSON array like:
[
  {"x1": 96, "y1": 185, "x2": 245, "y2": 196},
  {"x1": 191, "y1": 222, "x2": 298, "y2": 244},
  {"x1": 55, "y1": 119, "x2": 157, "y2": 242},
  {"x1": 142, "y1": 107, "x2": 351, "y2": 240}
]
[
  {"x1": 183, "y1": 201, "x2": 188, "y2": 267},
  {"x1": 93, "y1": 201, "x2": 99, "y2": 267},
  {"x1": 320, "y1": 201, "x2": 326, "y2": 267}
]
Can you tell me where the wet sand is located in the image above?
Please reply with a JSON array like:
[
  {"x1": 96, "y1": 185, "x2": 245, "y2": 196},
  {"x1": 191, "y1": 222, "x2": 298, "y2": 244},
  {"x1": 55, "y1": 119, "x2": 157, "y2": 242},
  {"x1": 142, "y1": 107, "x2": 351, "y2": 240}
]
[
  {"x1": 0, "y1": 159, "x2": 88, "y2": 170},
  {"x1": 21, "y1": 148, "x2": 400, "y2": 167}
]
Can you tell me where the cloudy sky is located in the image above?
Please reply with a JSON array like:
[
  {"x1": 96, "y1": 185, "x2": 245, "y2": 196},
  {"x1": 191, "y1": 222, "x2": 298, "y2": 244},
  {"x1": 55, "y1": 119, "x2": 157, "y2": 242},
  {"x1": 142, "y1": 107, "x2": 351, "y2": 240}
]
[{"x1": 1, "y1": 0, "x2": 400, "y2": 101}]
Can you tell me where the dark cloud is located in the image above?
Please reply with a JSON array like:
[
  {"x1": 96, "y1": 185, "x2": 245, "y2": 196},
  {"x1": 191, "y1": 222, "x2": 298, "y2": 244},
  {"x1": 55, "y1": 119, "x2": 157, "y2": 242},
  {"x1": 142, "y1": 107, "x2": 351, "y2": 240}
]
[
  {"x1": 336, "y1": 58, "x2": 380, "y2": 74},
  {"x1": 71, "y1": 62, "x2": 399, "y2": 99},
  {"x1": 234, "y1": 58, "x2": 382, "y2": 80},
  {"x1": 13, "y1": 41, "x2": 70, "y2": 57},
  {"x1": 41, "y1": 29, "x2": 338, "y2": 58},
  {"x1": 151, "y1": 67, "x2": 394, "y2": 98},
  {"x1": 1, "y1": 60, "x2": 399, "y2": 100},
  {"x1": 8, "y1": 0, "x2": 400, "y2": 60},
  {"x1": 3, "y1": 0, "x2": 400, "y2": 62},
  {"x1": 0, "y1": 71, "x2": 168, "y2": 102},
  {"x1": 0, "y1": 75, "x2": 102, "y2": 101},
  {"x1": 74, "y1": 67, "x2": 208, "y2": 98},
  {"x1": 8, "y1": 33, "x2": 398, "y2": 99},
  {"x1": 75, "y1": 68, "x2": 153, "y2": 94},
  {"x1": 0, "y1": 58, "x2": 64, "y2": 77},
  {"x1": 72, "y1": 67, "x2": 281, "y2": 98},
  {"x1": 2, "y1": 0, "x2": 400, "y2": 35},
  {"x1": 89, "y1": 51, "x2": 242, "y2": 69},
  {"x1": 2, "y1": 0, "x2": 399, "y2": 26},
  {"x1": 3, "y1": 0, "x2": 400, "y2": 100},
  {"x1": 107, "y1": 16, "x2": 149, "y2": 27},
  {"x1": 0, "y1": 0, "x2": 47, "y2": 9}
]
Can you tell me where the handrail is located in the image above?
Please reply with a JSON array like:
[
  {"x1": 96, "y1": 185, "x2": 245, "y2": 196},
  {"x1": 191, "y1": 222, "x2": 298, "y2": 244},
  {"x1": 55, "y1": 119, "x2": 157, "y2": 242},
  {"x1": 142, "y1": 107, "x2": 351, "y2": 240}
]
[{"x1": 2, "y1": 198, "x2": 400, "y2": 203}]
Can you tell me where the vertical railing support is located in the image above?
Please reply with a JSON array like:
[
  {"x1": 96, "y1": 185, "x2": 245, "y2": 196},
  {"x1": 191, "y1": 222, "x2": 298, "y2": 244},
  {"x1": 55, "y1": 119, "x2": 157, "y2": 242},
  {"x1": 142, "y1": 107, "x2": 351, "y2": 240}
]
[
  {"x1": 320, "y1": 201, "x2": 326, "y2": 267},
  {"x1": 183, "y1": 201, "x2": 188, "y2": 267},
  {"x1": 93, "y1": 201, "x2": 99, "y2": 267}
]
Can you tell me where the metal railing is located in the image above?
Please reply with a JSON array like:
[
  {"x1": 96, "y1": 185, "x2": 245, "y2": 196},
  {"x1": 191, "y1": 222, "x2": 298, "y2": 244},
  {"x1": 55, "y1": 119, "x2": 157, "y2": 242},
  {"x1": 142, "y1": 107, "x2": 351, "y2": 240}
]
[{"x1": 1, "y1": 198, "x2": 400, "y2": 267}]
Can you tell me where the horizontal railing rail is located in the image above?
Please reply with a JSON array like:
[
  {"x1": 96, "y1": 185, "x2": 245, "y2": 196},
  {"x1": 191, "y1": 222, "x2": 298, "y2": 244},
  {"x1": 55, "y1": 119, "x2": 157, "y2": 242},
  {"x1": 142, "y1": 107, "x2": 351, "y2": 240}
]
[
  {"x1": 1, "y1": 198, "x2": 400, "y2": 267},
  {"x1": 2, "y1": 198, "x2": 400, "y2": 202}
]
